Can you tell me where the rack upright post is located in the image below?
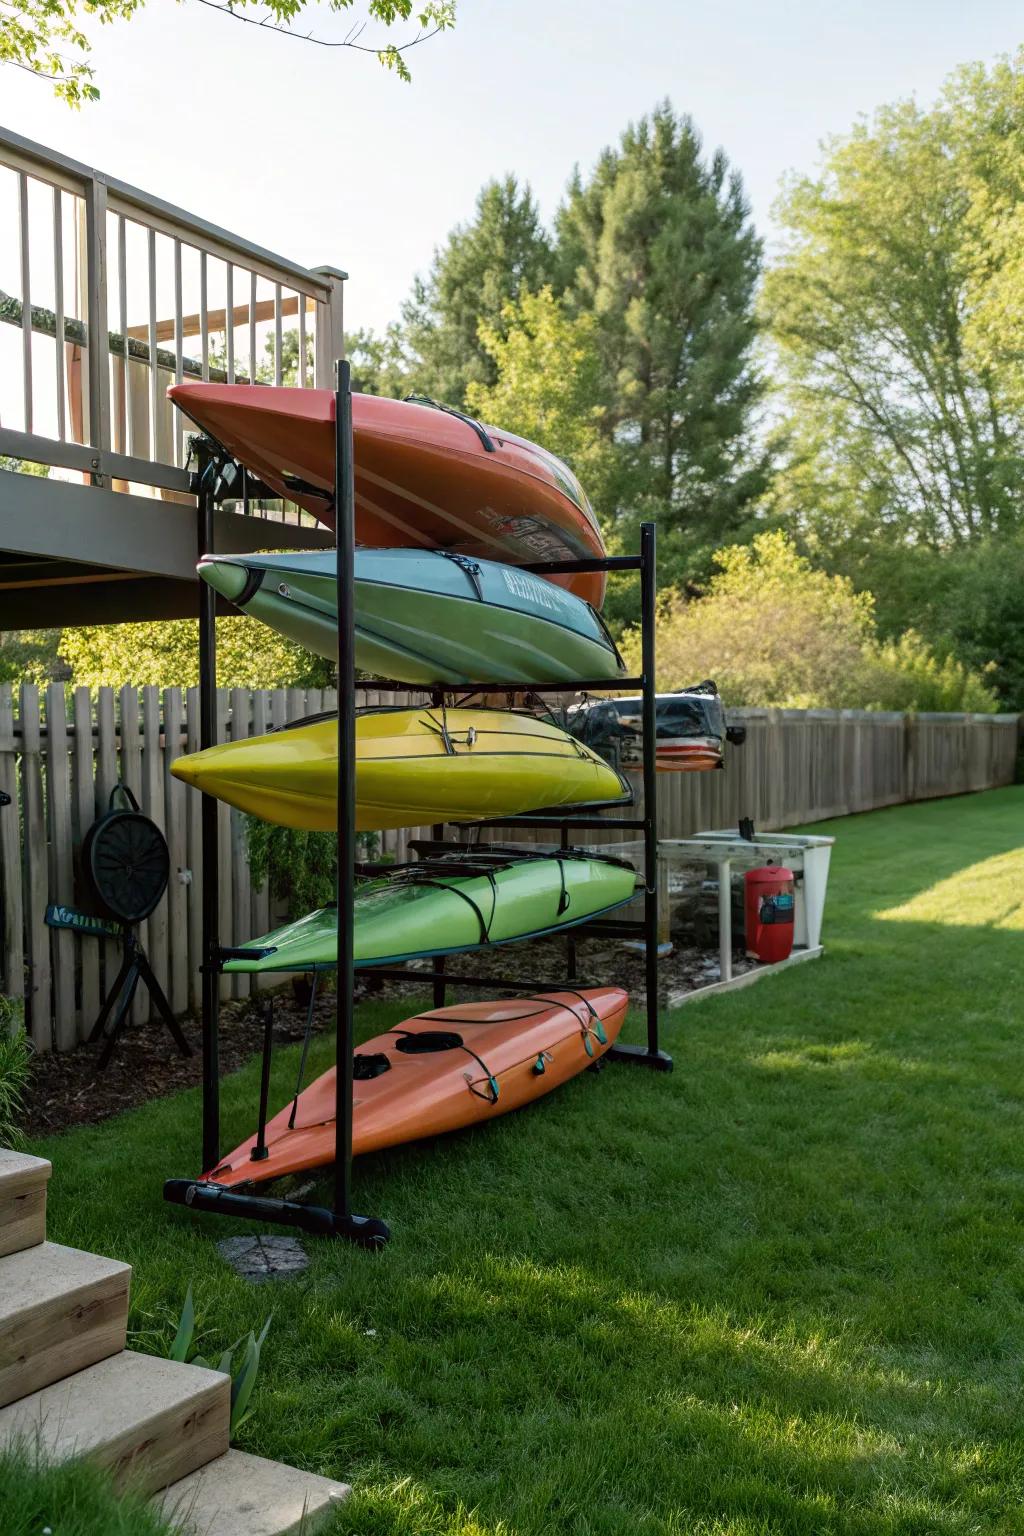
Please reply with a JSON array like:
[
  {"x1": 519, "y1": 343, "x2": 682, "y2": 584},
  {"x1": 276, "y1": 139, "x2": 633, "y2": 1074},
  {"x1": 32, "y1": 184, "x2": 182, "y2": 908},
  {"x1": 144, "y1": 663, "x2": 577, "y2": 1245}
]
[{"x1": 196, "y1": 444, "x2": 220, "y2": 1171}]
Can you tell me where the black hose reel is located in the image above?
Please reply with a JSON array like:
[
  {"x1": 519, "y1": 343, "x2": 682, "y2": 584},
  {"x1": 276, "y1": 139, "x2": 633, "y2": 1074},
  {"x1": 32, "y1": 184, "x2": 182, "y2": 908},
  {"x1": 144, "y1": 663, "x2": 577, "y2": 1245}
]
[{"x1": 79, "y1": 785, "x2": 191, "y2": 1069}]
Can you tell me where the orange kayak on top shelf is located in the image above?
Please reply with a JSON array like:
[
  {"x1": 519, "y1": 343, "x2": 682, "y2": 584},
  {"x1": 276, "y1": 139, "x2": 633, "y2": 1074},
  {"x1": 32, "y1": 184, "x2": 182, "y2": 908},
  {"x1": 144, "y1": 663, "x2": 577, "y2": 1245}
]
[
  {"x1": 167, "y1": 384, "x2": 607, "y2": 609},
  {"x1": 201, "y1": 987, "x2": 628, "y2": 1187}
]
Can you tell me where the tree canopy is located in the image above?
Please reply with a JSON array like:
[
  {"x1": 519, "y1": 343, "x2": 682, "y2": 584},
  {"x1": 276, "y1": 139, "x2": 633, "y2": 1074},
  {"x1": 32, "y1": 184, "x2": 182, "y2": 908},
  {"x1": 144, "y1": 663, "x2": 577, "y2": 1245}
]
[
  {"x1": 556, "y1": 103, "x2": 768, "y2": 587},
  {"x1": 765, "y1": 56, "x2": 1024, "y2": 554},
  {"x1": 401, "y1": 176, "x2": 553, "y2": 407}
]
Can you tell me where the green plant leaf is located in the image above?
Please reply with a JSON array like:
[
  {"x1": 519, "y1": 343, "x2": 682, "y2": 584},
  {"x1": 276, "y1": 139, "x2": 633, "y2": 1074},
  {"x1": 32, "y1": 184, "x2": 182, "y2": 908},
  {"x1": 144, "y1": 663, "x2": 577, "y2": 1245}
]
[
  {"x1": 168, "y1": 1286, "x2": 195, "y2": 1363},
  {"x1": 229, "y1": 1315, "x2": 272, "y2": 1437}
]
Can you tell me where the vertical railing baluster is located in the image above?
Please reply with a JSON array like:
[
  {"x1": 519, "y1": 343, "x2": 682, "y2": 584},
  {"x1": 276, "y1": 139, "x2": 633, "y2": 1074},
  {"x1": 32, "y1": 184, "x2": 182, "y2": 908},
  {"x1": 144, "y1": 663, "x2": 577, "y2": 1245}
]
[
  {"x1": 83, "y1": 178, "x2": 110, "y2": 460},
  {"x1": 274, "y1": 282, "x2": 283, "y2": 384},
  {"x1": 147, "y1": 226, "x2": 158, "y2": 461},
  {"x1": 200, "y1": 250, "x2": 209, "y2": 381},
  {"x1": 52, "y1": 186, "x2": 65, "y2": 442},
  {"x1": 298, "y1": 291, "x2": 307, "y2": 388},
  {"x1": 18, "y1": 173, "x2": 32, "y2": 435},
  {"x1": 249, "y1": 270, "x2": 257, "y2": 385},
  {"x1": 173, "y1": 238, "x2": 183, "y2": 466},
  {"x1": 117, "y1": 214, "x2": 131, "y2": 457},
  {"x1": 226, "y1": 263, "x2": 234, "y2": 383}
]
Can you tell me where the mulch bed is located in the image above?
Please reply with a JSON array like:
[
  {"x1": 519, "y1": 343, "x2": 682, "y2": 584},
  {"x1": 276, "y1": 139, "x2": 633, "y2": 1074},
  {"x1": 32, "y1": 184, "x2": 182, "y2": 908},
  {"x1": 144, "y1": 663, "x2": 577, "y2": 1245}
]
[{"x1": 23, "y1": 934, "x2": 757, "y2": 1140}]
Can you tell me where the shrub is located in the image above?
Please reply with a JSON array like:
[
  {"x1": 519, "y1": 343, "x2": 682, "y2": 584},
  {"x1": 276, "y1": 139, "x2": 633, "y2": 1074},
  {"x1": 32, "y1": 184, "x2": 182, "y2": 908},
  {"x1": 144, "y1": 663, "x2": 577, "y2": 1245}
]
[
  {"x1": 245, "y1": 821, "x2": 337, "y2": 923},
  {"x1": 625, "y1": 531, "x2": 998, "y2": 711},
  {"x1": 59, "y1": 617, "x2": 333, "y2": 691}
]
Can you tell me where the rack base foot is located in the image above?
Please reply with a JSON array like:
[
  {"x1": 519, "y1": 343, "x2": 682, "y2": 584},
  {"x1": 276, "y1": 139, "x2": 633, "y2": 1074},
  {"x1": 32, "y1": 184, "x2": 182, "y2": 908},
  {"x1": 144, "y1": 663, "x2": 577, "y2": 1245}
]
[
  {"x1": 607, "y1": 1043, "x2": 674, "y2": 1072},
  {"x1": 163, "y1": 1179, "x2": 391, "y2": 1248}
]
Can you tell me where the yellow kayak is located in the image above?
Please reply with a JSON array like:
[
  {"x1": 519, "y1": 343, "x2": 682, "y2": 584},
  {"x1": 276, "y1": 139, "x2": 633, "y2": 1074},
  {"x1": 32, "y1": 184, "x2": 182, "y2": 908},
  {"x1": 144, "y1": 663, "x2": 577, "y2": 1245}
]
[{"x1": 170, "y1": 707, "x2": 629, "y2": 830}]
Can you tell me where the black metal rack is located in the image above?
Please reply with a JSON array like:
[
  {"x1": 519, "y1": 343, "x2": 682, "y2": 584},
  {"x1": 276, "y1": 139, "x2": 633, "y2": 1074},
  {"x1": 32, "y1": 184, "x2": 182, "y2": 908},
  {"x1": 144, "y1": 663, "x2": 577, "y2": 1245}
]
[{"x1": 164, "y1": 360, "x2": 670, "y2": 1248}]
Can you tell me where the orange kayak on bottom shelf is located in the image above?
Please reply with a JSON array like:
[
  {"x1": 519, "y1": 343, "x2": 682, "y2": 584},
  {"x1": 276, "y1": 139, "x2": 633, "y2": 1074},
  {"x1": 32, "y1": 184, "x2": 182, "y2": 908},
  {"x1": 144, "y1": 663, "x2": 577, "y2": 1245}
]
[{"x1": 203, "y1": 988, "x2": 628, "y2": 1187}]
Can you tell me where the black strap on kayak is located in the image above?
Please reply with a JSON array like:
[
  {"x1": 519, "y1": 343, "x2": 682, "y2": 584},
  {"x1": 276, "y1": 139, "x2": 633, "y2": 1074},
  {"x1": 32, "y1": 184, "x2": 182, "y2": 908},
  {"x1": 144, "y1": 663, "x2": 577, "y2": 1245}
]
[
  {"x1": 389, "y1": 1028, "x2": 500, "y2": 1105},
  {"x1": 437, "y1": 551, "x2": 485, "y2": 601},
  {"x1": 530, "y1": 988, "x2": 608, "y2": 1054},
  {"x1": 402, "y1": 395, "x2": 497, "y2": 454},
  {"x1": 405, "y1": 874, "x2": 498, "y2": 946},
  {"x1": 287, "y1": 972, "x2": 320, "y2": 1130}
]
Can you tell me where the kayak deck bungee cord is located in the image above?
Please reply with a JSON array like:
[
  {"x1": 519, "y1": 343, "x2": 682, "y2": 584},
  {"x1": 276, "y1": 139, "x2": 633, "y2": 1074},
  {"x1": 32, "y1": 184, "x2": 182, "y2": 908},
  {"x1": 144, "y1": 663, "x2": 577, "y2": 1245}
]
[
  {"x1": 218, "y1": 849, "x2": 640, "y2": 973},
  {"x1": 169, "y1": 704, "x2": 630, "y2": 831},
  {"x1": 198, "y1": 987, "x2": 629, "y2": 1186},
  {"x1": 197, "y1": 547, "x2": 626, "y2": 687}
]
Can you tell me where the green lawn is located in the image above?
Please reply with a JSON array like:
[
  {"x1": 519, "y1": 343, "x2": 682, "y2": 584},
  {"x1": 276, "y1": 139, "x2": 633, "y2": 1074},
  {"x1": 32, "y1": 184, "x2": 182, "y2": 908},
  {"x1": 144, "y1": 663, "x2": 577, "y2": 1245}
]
[{"x1": 32, "y1": 788, "x2": 1024, "y2": 1534}]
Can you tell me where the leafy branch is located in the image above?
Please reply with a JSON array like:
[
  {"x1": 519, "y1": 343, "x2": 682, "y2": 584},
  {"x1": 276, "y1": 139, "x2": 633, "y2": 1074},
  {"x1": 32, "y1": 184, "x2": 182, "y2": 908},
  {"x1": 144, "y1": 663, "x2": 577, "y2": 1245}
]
[{"x1": 0, "y1": 0, "x2": 455, "y2": 103}]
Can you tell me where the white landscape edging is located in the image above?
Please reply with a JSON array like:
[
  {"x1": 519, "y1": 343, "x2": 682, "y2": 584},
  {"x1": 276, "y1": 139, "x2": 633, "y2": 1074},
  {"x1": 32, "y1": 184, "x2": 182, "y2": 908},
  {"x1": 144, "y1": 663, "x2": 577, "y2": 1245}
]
[{"x1": 670, "y1": 944, "x2": 825, "y2": 1007}]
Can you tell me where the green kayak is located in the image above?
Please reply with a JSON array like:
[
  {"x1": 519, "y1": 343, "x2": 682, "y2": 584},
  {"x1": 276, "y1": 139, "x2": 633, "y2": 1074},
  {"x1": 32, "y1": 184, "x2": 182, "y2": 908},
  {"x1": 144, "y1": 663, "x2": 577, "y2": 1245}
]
[
  {"x1": 199, "y1": 547, "x2": 625, "y2": 686},
  {"x1": 221, "y1": 851, "x2": 638, "y2": 973}
]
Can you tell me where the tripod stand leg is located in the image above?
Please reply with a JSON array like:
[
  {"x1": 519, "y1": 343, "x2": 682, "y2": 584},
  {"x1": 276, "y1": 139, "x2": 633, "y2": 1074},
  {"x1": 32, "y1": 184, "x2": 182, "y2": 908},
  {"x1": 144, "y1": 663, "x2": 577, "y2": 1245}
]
[
  {"x1": 135, "y1": 951, "x2": 192, "y2": 1059},
  {"x1": 87, "y1": 949, "x2": 135, "y2": 1045},
  {"x1": 98, "y1": 963, "x2": 142, "y2": 1070}
]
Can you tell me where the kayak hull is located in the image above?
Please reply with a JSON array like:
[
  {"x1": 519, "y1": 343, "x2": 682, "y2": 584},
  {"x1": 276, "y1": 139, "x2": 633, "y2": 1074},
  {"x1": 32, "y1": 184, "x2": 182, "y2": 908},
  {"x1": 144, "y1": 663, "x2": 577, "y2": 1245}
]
[
  {"x1": 222, "y1": 853, "x2": 639, "y2": 972},
  {"x1": 170, "y1": 708, "x2": 628, "y2": 832},
  {"x1": 203, "y1": 988, "x2": 628, "y2": 1185},
  {"x1": 168, "y1": 384, "x2": 607, "y2": 608},
  {"x1": 198, "y1": 548, "x2": 624, "y2": 687}
]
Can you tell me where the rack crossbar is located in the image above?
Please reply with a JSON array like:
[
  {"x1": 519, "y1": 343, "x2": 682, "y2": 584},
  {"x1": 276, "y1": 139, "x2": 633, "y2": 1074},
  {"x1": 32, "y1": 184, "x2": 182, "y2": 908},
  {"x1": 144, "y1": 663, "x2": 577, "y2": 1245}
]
[
  {"x1": 521, "y1": 555, "x2": 641, "y2": 575},
  {"x1": 354, "y1": 676, "x2": 645, "y2": 694}
]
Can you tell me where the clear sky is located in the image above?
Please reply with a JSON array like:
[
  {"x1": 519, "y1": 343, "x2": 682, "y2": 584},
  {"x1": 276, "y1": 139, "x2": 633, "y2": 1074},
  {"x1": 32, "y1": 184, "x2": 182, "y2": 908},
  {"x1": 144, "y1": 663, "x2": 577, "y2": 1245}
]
[{"x1": 2, "y1": 0, "x2": 1022, "y2": 334}]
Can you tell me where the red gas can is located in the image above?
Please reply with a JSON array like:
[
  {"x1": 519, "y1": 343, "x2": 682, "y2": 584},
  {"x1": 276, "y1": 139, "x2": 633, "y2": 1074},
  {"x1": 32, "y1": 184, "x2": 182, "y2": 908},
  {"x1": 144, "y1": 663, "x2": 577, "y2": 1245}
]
[{"x1": 744, "y1": 865, "x2": 795, "y2": 963}]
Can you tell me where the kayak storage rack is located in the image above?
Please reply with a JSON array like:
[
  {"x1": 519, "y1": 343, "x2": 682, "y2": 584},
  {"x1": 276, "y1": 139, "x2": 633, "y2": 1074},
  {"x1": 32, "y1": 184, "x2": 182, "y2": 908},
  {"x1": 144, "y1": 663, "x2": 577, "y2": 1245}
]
[{"x1": 163, "y1": 359, "x2": 670, "y2": 1249}]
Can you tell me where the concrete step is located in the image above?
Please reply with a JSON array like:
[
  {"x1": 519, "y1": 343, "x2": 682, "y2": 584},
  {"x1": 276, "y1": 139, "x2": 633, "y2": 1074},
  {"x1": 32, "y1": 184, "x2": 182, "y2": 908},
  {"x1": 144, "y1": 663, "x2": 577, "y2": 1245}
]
[
  {"x1": 0, "y1": 1151, "x2": 51, "y2": 1257},
  {"x1": 0, "y1": 1240, "x2": 131, "y2": 1407},
  {"x1": 157, "y1": 1448, "x2": 350, "y2": 1536},
  {"x1": 0, "y1": 1349, "x2": 230, "y2": 1496}
]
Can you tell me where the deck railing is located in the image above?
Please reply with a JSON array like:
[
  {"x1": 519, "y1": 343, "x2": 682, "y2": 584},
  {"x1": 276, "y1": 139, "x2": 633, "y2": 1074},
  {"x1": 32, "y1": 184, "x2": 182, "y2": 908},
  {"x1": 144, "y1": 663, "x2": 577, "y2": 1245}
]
[{"x1": 0, "y1": 124, "x2": 345, "y2": 503}]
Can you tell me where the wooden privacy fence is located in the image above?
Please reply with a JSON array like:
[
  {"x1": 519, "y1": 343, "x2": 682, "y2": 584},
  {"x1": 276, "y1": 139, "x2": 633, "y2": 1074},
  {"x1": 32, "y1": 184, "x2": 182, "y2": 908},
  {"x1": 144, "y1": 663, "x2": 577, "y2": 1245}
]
[
  {"x1": 0, "y1": 682, "x2": 426, "y2": 1054},
  {"x1": 0, "y1": 686, "x2": 1019, "y2": 1053}
]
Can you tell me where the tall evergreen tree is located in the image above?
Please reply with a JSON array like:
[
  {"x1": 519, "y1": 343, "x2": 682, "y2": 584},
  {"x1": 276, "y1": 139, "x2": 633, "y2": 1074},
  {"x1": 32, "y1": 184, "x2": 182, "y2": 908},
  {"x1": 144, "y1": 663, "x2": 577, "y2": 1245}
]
[
  {"x1": 402, "y1": 175, "x2": 552, "y2": 407},
  {"x1": 556, "y1": 103, "x2": 767, "y2": 587}
]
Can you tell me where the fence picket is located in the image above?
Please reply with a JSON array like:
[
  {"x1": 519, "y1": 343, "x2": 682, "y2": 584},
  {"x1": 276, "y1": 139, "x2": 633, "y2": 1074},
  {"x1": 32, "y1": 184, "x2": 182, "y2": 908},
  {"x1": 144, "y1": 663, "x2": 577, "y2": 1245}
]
[
  {"x1": 216, "y1": 690, "x2": 232, "y2": 1003},
  {"x1": 163, "y1": 688, "x2": 189, "y2": 1016},
  {"x1": 141, "y1": 686, "x2": 169, "y2": 1006},
  {"x1": 184, "y1": 687, "x2": 203, "y2": 1012},
  {"x1": 0, "y1": 687, "x2": 24, "y2": 1006},
  {"x1": 45, "y1": 685, "x2": 76, "y2": 1051},
  {"x1": 94, "y1": 687, "x2": 117, "y2": 1013},
  {"x1": 72, "y1": 688, "x2": 100, "y2": 1039},
  {"x1": 118, "y1": 686, "x2": 148, "y2": 1027},
  {"x1": 249, "y1": 690, "x2": 271, "y2": 992},
  {"x1": 19, "y1": 685, "x2": 50, "y2": 1051},
  {"x1": 229, "y1": 687, "x2": 251, "y2": 1001}
]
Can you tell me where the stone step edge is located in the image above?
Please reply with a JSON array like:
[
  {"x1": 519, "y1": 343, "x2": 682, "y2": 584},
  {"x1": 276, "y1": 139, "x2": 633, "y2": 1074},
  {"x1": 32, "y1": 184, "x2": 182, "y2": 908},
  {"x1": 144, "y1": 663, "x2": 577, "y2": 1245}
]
[{"x1": 155, "y1": 1447, "x2": 350, "y2": 1536}]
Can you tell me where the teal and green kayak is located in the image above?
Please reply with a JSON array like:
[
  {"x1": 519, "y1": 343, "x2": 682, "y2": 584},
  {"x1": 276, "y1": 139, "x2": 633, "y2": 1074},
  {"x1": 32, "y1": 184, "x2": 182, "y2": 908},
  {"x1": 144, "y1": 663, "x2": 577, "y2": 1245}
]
[
  {"x1": 221, "y1": 851, "x2": 638, "y2": 973},
  {"x1": 198, "y1": 548, "x2": 625, "y2": 686}
]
